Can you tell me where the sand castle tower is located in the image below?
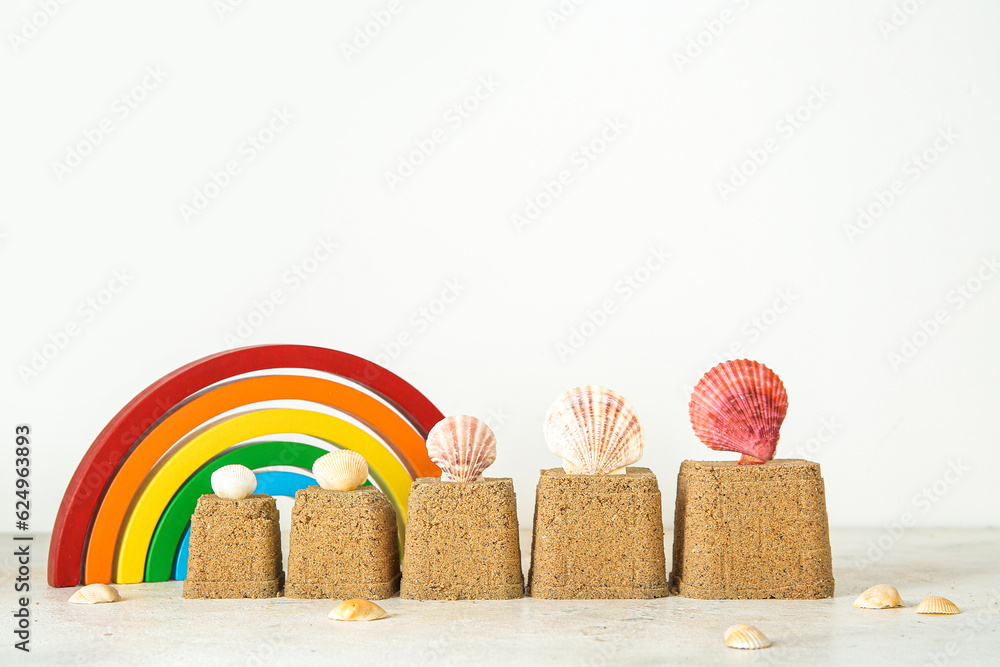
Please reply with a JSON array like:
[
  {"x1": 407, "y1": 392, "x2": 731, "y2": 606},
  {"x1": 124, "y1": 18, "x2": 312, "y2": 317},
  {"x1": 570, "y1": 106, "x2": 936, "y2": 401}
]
[
  {"x1": 669, "y1": 359, "x2": 835, "y2": 599},
  {"x1": 285, "y1": 451, "x2": 400, "y2": 600},
  {"x1": 401, "y1": 415, "x2": 524, "y2": 600},
  {"x1": 527, "y1": 386, "x2": 668, "y2": 599},
  {"x1": 183, "y1": 465, "x2": 283, "y2": 599}
]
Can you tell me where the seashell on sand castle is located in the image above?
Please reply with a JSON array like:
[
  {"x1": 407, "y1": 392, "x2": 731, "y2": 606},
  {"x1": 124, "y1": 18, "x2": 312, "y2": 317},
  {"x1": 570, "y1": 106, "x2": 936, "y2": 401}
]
[
  {"x1": 210, "y1": 464, "x2": 257, "y2": 500},
  {"x1": 689, "y1": 359, "x2": 788, "y2": 464},
  {"x1": 312, "y1": 450, "x2": 369, "y2": 491},
  {"x1": 425, "y1": 415, "x2": 497, "y2": 482},
  {"x1": 544, "y1": 386, "x2": 644, "y2": 474}
]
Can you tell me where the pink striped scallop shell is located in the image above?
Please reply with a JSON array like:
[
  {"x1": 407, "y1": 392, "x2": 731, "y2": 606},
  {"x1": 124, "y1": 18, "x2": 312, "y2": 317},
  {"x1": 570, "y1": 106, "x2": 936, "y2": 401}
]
[
  {"x1": 425, "y1": 415, "x2": 497, "y2": 482},
  {"x1": 689, "y1": 359, "x2": 788, "y2": 464}
]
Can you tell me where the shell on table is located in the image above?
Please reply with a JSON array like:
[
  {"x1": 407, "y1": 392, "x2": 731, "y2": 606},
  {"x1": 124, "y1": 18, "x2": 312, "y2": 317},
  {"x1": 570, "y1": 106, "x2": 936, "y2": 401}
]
[
  {"x1": 210, "y1": 464, "x2": 257, "y2": 500},
  {"x1": 544, "y1": 386, "x2": 644, "y2": 475},
  {"x1": 425, "y1": 415, "x2": 497, "y2": 483},
  {"x1": 313, "y1": 450, "x2": 369, "y2": 491},
  {"x1": 916, "y1": 596, "x2": 961, "y2": 614},
  {"x1": 68, "y1": 583, "x2": 121, "y2": 604},
  {"x1": 853, "y1": 584, "x2": 904, "y2": 609},
  {"x1": 329, "y1": 598, "x2": 387, "y2": 621},
  {"x1": 724, "y1": 624, "x2": 771, "y2": 650},
  {"x1": 689, "y1": 359, "x2": 788, "y2": 464}
]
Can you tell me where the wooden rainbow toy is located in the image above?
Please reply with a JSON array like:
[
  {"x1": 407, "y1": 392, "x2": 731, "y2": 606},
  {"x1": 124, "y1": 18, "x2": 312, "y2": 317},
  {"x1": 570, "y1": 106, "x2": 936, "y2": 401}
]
[{"x1": 48, "y1": 344, "x2": 443, "y2": 588}]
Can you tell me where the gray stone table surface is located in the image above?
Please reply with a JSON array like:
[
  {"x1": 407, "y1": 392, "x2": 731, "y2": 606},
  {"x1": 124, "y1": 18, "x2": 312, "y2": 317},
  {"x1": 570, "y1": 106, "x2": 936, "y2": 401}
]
[{"x1": 3, "y1": 529, "x2": 998, "y2": 666}]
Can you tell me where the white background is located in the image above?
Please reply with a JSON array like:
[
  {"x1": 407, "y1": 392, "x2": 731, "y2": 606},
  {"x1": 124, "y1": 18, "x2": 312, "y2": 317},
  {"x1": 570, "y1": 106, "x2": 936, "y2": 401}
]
[{"x1": 2, "y1": 0, "x2": 999, "y2": 540}]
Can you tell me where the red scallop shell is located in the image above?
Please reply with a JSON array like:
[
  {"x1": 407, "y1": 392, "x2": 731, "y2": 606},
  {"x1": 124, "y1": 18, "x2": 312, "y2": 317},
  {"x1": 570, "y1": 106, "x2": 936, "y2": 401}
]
[{"x1": 689, "y1": 359, "x2": 788, "y2": 464}]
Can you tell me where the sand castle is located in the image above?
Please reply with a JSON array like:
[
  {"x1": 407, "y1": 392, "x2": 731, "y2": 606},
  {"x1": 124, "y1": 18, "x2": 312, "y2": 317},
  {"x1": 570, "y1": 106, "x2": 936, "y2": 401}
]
[
  {"x1": 285, "y1": 451, "x2": 400, "y2": 600},
  {"x1": 182, "y1": 466, "x2": 283, "y2": 599},
  {"x1": 669, "y1": 360, "x2": 835, "y2": 599},
  {"x1": 401, "y1": 416, "x2": 524, "y2": 600},
  {"x1": 526, "y1": 386, "x2": 669, "y2": 599}
]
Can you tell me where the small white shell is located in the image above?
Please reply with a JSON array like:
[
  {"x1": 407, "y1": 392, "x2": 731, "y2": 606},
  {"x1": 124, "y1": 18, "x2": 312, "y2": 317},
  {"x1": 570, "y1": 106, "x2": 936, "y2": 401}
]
[
  {"x1": 916, "y1": 596, "x2": 961, "y2": 614},
  {"x1": 313, "y1": 450, "x2": 369, "y2": 491},
  {"x1": 210, "y1": 464, "x2": 257, "y2": 500},
  {"x1": 853, "y1": 584, "x2": 904, "y2": 609},
  {"x1": 329, "y1": 598, "x2": 386, "y2": 621},
  {"x1": 724, "y1": 624, "x2": 771, "y2": 650},
  {"x1": 68, "y1": 583, "x2": 121, "y2": 605},
  {"x1": 544, "y1": 386, "x2": 644, "y2": 475},
  {"x1": 425, "y1": 415, "x2": 497, "y2": 482}
]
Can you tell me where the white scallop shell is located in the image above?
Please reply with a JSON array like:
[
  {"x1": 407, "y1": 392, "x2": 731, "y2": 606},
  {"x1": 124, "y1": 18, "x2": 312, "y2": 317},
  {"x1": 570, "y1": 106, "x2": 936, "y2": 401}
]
[
  {"x1": 329, "y1": 598, "x2": 386, "y2": 621},
  {"x1": 313, "y1": 450, "x2": 369, "y2": 491},
  {"x1": 544, "y1": 386, "x2": 644, "y2": 475},
  {"x1": 210, "y1": 464, "x2": 257, "y2": 500},
  {"x1": 425, "y1": 415, "x2": 497, "y2": 482},
  {"x1": 68, "y1": 583, "x2": 121, "y2": 605},
  {"x1": 853, "y1": 584, "x2": 904, "y2": 609},
  {"x1": 916, "y1": 595, "x2": 961, "y2": 614},
  {"x1": 724, "y1": 624, "x2": 771, "y2": 650}
]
